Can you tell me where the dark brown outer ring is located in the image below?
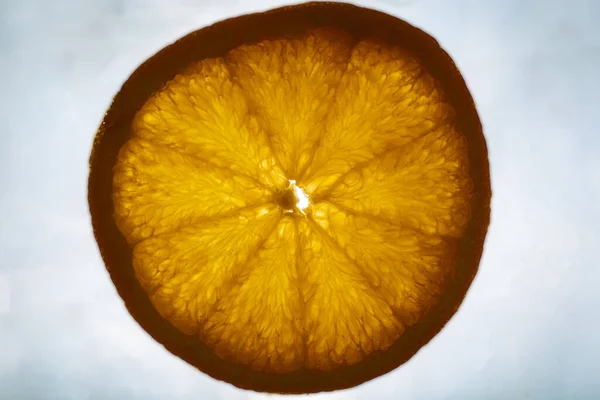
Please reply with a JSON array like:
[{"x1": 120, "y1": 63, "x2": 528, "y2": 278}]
[{"x1": 88, "y1": 1, "x2": 491, "y2": 394}]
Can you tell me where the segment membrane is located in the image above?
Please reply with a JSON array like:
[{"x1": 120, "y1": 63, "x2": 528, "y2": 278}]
[
  {"x1": 298, "y1": 218, "x2": 403, "y2": 370},
  {"x1": 300, "y1": 40, "x2": 457, "y2": 197},
  {"x1": 131, "y1": 58, "x2": 287, "y2": 188},
  {"x1": 323, "y1": 128, "x2": 472, "y2": 237},
  {"x1": 132, "y1": 206, "x2": 280, "y2": 335},
  {"x1": 203, "y1": 217, "x2": 304, "y2": 372},
  {"x1": 227, "y1": 29, "x2": 353, "y2": 178},
  {"x1": 309, "y1": 201, "x2": 458, "y2": 326},
  {"x1": 114, "y1": 138, "x2": 273, "y2": 244}
]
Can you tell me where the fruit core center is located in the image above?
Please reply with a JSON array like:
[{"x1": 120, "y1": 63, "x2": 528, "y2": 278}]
[{"x1": 277, "y1": 180, "x2": 310, "y2": 214}]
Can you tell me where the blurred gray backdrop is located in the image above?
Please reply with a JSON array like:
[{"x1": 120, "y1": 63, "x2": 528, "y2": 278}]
[{"x1": 1, "y1": 0, "x2": 599, "y2": 399}]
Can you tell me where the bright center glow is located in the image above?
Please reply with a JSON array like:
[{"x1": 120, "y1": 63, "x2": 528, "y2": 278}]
[{"x1": 289, "y1": 180, "x2": 310, "y2": 212}]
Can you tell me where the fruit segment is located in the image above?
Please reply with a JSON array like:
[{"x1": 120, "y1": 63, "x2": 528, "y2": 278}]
[
  {"x1": 132, "y1": 205, "x2": 280, "y2": 336},
  {"x1": 203, "y1": 217, "x2": 304, "y2": 372},
  {"x1": 113, "y1": 138, "x2": 273, "y2": 244},
  {"x1": 131, "y1": 58, "x2": 287, "y2": 188},
  {"x1": 300, "y1": 40, "x2": 457, "y2": 197},
  {"x1": 309, "y1": 201, "x2": 457, "y2": 327},
  {"x1": 320, "y1": 128, "x2": 473, "y2": 238},
  {"x1": 227, "y1": 29, "x2": 353, "y2": 179},
  {"x1": 297, "y1": 218, "x2": 403, "y2": 370}
]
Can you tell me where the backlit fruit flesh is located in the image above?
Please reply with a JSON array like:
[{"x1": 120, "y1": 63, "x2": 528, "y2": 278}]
[{"x1": 88, "y1": 2, "x2": 491, "y2": 394}]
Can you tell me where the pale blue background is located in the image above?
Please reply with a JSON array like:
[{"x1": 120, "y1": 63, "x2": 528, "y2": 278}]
[{"x1": 1, "y1": 0, "x2": 599, "y2": 399}]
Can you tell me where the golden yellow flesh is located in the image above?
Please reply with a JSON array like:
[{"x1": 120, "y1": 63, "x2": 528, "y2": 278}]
[{"x1": 112, "y1": 29, "x2": 473, "y2": 372}]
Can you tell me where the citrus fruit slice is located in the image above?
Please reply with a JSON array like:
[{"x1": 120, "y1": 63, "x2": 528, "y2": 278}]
[{"x1": 88, "y1": 2, "x2": 491, "y2": 394}]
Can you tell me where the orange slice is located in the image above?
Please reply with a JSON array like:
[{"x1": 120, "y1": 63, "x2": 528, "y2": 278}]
[{"x1": 88, "y1": 2, "x2": 491, "y2": 394}]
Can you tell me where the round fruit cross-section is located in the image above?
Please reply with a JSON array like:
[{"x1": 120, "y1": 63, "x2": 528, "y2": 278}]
[{"x1": 88, "y1": 2, "x2": 491, "y2": 394}]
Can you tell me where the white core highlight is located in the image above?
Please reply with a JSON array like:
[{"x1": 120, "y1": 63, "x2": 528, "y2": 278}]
[{"x1": 289, "y1": 180, "x2": 310, "y2": 212}]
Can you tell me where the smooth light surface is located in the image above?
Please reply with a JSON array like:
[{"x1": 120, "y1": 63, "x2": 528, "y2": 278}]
[{"x1": 1, "y1": 0, "x2": 599, "y2": 399}]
